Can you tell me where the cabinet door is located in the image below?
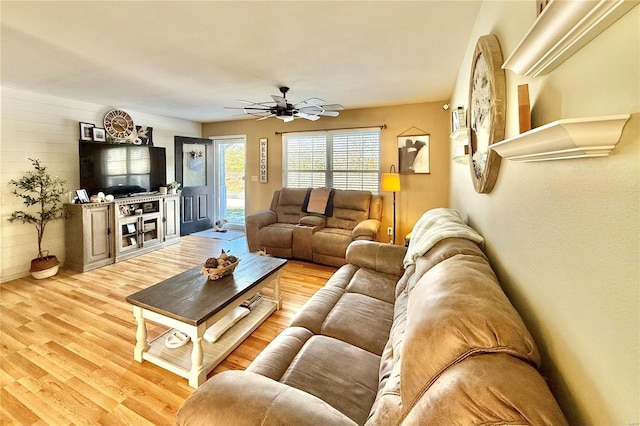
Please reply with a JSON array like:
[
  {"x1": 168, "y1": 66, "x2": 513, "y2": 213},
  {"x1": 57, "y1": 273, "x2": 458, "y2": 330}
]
[
  {"x1": 84, "y1": 205, "x2": 112, "y2": 264},
  {"x1": 141, "y1": 214, "x2": 161, "y2": 247},
  {"x1": 164, "y1": 196, "x2": 180, "y2": 242},
  {"x1": 117, "y1": 215, "x2": 141, "y2": 255}
]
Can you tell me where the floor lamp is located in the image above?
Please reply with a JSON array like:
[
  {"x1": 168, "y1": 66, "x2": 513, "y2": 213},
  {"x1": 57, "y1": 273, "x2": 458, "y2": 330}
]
[{"x1": 380, "y1": 165, "x2": 401, "y2": 244}]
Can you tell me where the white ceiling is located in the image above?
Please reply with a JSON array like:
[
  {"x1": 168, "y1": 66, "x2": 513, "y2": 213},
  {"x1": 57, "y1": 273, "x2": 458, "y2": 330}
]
[{"x1": 1, "y1": 1, "x2": 481, "y2": 123}]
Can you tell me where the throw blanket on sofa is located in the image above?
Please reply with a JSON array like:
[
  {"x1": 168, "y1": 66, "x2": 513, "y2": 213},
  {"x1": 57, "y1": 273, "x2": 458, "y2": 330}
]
[
  {"x1": 404, "y1": 208, "x2": 484, "y2": 268},
  {"x1": 302, "y1": 187, "x2": 335, "y2": 215}
]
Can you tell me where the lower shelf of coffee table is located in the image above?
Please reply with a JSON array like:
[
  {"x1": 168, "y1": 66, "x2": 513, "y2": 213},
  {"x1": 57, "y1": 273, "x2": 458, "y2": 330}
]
[{"x1": 143, "y1": 299, "x2": 277, "y2": 378}]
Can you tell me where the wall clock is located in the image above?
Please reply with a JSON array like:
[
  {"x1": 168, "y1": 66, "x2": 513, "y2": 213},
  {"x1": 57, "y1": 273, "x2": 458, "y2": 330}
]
[
  {"x1": 468, "y1": 34, "x2": 506, "y2": 194},
  {"x1": 104, "y1": 109, "x2": 135, "y2": 139}
]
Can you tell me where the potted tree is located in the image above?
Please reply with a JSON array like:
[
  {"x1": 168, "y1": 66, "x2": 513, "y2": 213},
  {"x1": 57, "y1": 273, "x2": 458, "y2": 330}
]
[{"x1": 8, "y1": 158, "x2": 67, "y2": 279}]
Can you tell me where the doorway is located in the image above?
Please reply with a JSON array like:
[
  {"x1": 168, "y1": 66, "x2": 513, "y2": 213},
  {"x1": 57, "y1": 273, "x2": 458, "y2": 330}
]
[{"x1": 211, "y1": 136, "x2": 246, "y2": 231}]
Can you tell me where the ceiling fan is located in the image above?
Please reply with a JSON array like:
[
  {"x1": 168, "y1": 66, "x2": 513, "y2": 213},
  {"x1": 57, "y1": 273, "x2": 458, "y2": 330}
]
[{"x1": 227, "y1": 87, "x2": 343, "y2": 122}]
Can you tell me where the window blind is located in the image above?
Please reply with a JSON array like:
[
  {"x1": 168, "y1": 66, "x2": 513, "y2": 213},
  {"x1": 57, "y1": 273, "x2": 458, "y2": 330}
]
[{"x1": 283, "y1": 128, "x2": 380, "y2": 191}]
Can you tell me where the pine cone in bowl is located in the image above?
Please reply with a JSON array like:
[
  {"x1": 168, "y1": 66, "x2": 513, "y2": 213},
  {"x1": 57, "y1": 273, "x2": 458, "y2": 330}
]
[{"x1": 204, "y1": 257, "x2": 219, "y2": 268}]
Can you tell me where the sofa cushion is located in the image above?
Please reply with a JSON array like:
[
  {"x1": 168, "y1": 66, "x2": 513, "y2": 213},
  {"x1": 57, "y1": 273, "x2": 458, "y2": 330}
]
[
  {"x1": 401, "y1": 253, "x2": 541, "y2": 408},
  {"x1": 247, "y1": 326, "x2": 314, "y2": 381},
  {"x1": 257, "y1": 223, "x2": 295, "y2": 248},
  {"x1": 281, "y1": 335, "x2": 380, "y2": 425},
  {"x1": 344, "y1": 268, "x2": 396, "y2": 305},
  {"x1": 401, "y1": 353, "x2": 568, "y2": 425},
  {"x1": 326, "y1": 190, "x2": 371, "y2": 230},
  {"x1": 322, "y1": 293, "x2": 393, "y2": 355},
  {"x1": 290, "y1": 286, "x2": 345, "y2": 334},
  {"x1": 291, "y1": 261, "x2": 396, "y2": 356},
  {"x1": 177, "y1": 370, "x2": 358, "y2": 426},
  {"x1": 312, "y1": 227, "x2": 352, "y2": 257},
  {"x1": 275, "y1": 187, "x2": 307, "y2": 224}
]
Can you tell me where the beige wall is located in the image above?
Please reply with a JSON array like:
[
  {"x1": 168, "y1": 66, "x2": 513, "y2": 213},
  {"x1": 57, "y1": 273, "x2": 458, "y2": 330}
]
[
  {"x1": 449, "y1": 2, "x2": 639, "y2": 424},
  {"x1": 203, "y1": 102, "x2": 451, "y2": 244},
  {"x1": 0, "y1": 87, "x2": 201, "y2": 281}
]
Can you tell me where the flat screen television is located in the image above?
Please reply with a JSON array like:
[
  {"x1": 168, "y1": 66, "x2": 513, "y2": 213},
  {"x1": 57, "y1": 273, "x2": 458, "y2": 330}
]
[{"x1": 79, "y1": 142, "x2": 167, "y2": 198}]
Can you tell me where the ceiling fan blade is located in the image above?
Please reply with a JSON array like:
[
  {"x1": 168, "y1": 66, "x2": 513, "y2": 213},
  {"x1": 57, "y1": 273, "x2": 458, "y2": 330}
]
[
  {"x1": 319, "y1": 111, "x2": 340, "y2": 117},
  {"x1": 271, "y1": 95, "x2": 287, "y2": 108},
  {"x1": 294, "y1": 97, "x2": 325, "y2": 107},
  {"x1": 298, "y1": 106, "x2": 323, "y2": 115},
  {"x1": 276, "y1": 115, "x2": 295, "y2": 123},
  {"x1": 256, "y1": 114, "x2": 275, "y2": 121},
  {"x1": 242, "y1": 107, "x2": 272, "y2": 112},
  {"x1": 296, "y1": 112, "x2": 320, "y2": 121},
  {"x1": 319, "y1": 103, "x2": 344, "y2": 111}
]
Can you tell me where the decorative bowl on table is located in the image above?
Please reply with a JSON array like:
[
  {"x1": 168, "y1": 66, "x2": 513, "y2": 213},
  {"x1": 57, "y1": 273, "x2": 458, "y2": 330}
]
[{"x1": 201, "y1": 251, "x2": 239, "y2": 280}]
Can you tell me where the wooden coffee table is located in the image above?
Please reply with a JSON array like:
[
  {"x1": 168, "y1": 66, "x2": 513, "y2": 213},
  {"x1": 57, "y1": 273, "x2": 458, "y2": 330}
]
[{"x1": 126, "y1": 253, "x2": 287, "y2": 388}]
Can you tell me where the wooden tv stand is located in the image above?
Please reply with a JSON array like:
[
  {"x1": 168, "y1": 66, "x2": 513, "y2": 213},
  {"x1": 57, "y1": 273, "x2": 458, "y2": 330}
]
[{"x1": 65, "y1": 194, "x2": 180, "y2": 272}]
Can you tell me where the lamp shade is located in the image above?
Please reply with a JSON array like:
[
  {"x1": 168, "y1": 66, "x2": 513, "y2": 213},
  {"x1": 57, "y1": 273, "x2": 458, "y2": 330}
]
[{"x1": 380, "y1": 173, "x2": 401, "y2": 192}]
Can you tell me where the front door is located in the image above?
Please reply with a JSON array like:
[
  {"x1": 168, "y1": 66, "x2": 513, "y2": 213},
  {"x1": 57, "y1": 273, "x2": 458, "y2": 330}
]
[
  {"x1": 175, "y1": 136, "x2": 213, "y2": 235},
  {"x1": 212, "y1": 136, "x2": 246, "y2": 231}
]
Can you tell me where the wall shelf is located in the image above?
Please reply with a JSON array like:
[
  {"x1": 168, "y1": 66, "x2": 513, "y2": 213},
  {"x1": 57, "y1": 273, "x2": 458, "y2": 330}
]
[
  {"x1": 450, "y1": 128, "x2": 470, "y2": 164},
  {"x1": 489, "y1": 114, "x2": 630, "y2": 162},
  {"x1": 502, "y1": 0, "x2": 639, "y2": 77}
]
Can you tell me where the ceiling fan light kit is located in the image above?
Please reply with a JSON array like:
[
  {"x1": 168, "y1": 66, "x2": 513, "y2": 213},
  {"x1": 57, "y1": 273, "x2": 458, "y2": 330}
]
[{"x1": 227, "y1": 87, "x2": 343, "y2": 122}]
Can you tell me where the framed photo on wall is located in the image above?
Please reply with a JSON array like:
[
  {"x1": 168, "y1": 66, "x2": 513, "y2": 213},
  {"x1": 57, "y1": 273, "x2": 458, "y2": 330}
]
[{"x1": 398, "y1": 134, "x2": 430, "y2": 174}]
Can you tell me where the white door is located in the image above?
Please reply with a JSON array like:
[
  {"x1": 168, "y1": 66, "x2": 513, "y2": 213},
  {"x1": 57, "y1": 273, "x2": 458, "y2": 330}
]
[{"x1": 211, "y1": 136, "x2": 246, "y2": 231}]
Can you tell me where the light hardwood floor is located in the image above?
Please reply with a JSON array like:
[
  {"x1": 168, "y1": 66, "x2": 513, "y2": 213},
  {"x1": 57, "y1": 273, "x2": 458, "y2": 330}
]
[{"x1": 0, "y1": 235, "x2": 336, "y2": 425}]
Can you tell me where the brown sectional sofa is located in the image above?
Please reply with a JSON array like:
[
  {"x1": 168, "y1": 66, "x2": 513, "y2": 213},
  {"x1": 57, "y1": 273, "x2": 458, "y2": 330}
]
[
  {"x1": 245, "y1": 187, "x2": 382, "y2": 267},
  {"x1": 178, "y1": 212, "x2": 567, "y2": 425}
]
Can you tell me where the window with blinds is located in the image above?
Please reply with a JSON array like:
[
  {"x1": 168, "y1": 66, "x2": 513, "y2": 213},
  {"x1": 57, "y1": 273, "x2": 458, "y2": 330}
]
[{"x1": 283, "y1": 128, "x2": 380, "y2": 192}]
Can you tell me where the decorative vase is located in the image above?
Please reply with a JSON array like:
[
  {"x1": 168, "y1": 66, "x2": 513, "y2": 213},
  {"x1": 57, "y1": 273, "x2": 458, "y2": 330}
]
[
  {"x1": 169, "y1": 188, "x2": 177, "y2": 195},
  {"x1": 30, "y1": 255, "x2": 60, "y2": 279}
]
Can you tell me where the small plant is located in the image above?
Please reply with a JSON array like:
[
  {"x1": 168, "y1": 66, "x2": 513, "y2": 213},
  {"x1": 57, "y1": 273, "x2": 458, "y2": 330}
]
[
  {"x1": 167, "y1": 181, "x2": 181, "y2": 190},
  {"x1": 8, "y1": 158, "x2": 67, "y2": 260}
]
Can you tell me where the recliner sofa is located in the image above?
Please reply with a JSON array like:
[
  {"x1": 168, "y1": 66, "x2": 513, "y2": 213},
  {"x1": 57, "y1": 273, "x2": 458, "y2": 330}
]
[
  {"x1": 178, "y1": 208, "x2": 567, "y2": 425},
  {"x1": 245, "y1": 187, "x2": 382, "y2": 267}
]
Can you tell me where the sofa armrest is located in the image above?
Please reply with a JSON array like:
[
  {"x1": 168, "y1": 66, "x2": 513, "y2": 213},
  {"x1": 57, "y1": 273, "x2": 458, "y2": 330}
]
[
  {"x1": 346, "y1": 240, "x2": 406, "y2": 277},
  {"x1": 177, "y1": 370, "x2": 357, "y2": 426},
  {"x1": 245, "y1": 210, "x2": 277, "y2": 252},
  {"x1": 351, "y1": 219, "x2": 381, "y2": 240},
  {"x1": 299, "y1": 215, "x2": 326, "y2": 228},
  {"x1": 246, "y1": 209, "x2": 277, "y2": 228}
]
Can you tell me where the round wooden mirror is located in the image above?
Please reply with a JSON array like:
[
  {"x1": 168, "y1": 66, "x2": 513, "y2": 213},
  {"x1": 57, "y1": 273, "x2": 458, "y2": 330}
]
[{"x1": 468, "y1": 35, "x2": 506, "y2": 194}]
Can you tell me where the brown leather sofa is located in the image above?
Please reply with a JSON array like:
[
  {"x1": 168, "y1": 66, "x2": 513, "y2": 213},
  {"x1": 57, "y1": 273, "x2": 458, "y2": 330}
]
[
  {"x1": 177, "y1": 234, "x2": 567, "y2": 424},
  {"x1": 245, "y1": 188, "x2": 383, "y2": 267}
]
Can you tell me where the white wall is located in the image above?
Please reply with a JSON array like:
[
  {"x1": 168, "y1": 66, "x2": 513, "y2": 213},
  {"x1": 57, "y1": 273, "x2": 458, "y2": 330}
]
[
  {"x1": 449, "y1": 2, "x2": 639, "y2": 424},
  {"x1": 0, "y1": 87, "x2": 201, "y2": 281}
]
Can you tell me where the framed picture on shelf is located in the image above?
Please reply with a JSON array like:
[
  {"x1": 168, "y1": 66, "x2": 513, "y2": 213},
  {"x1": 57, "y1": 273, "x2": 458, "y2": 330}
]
[
  {"x1": 126, "y1": 223, "x2": 136, "y2": 234},
  {"x1": 129, "y1": 236, "x2": 137, "y2": 246},
  {"x1": 75, "y1": 189, "x2": 90, "y2": 203},
  {"x1": 79, "y1": 123, "x2": 94, "y2": 141},
  {"x1": 135, "y1": 126, "x2": 153, "y2": 146},
  {"x1": 92, "y1": 127, "x2": 106, "y2": 142},
  {"x1": 119, "y1": 205, "x2": 130, "y2": 216},
  {"x1": 397, "y1": 134, "x2": 430, "y2": 174},
  {"x1": 452, "y1": 107, "x2": 466, "y2": 131}
]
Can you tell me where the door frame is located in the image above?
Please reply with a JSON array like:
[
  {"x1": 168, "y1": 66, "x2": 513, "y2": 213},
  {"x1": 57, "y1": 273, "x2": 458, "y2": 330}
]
[{"x1": 209, "y1": 135, "x2": 246, "y2": 231}]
